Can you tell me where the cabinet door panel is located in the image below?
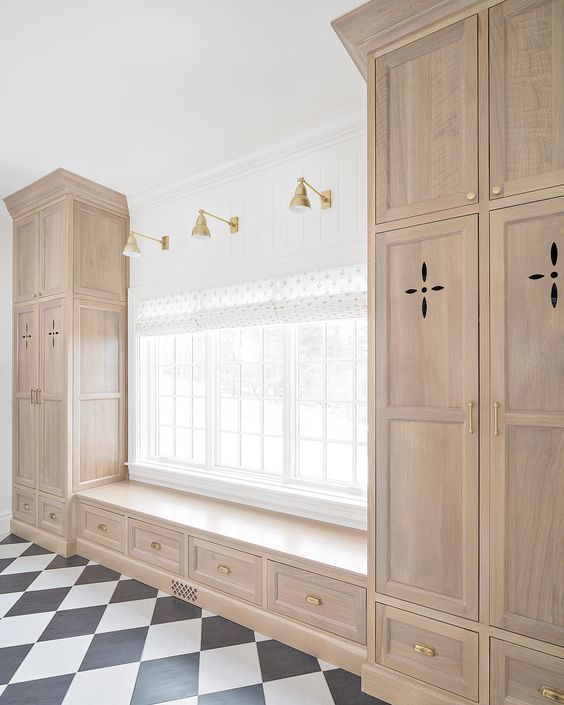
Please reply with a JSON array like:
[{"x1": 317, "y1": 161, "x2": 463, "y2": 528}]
[
  {"x1": 15, "y1": 306, "x2": 38, "y2": 395},
  {"x1": 490, "y1": 0, "x2": 564, "y2": 199},
  {"x1": 13, "y1": 214, "x2": 39, "y2": 303},
  {"x1": 14, "y1": 398, "x2": 36, "y2": 489},
  {"x1": 14, "y1": 305, "x2": 38, "y2": 489},
  {"x1": 375, "y1": 16, "x2": 478, "y2": 223},
  {"x1": 40, "y1": 201, "x2": 68, "y2": 297},
  {"x1": 376, "y1": 216, "x2": 478, "y2": 619},
  {"x1": 490, "y1": 198, "x2": 564, "y2": 646}
]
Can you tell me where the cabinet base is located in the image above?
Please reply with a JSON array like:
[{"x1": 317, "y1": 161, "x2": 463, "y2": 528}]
[{"x1": 10, "y1": 519, "x2": 76, "y2": 558}]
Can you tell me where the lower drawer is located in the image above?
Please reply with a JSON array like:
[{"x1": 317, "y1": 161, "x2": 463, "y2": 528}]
[
  {"x1": 491, "y1": 639, "x2": 564, "y2": 705},
  {"x1": 189, "y1": 537, "x2": 262, "y2": 604},
  {"x1": 376, "y1": 604, "x2": 478, "y2": 701},
  {"x1": 129, "y1": 518, "x2": 185, "y2": 575},
  {"x1": 79, "y1": 503, "x2": 125, "y2": 553},
  {"x1": 267, "y1": 561, "x2": 366, "y2": 644},
  {"x1": 38, "y1": 495, "x2": 65, "y2": 536},
  {"x1": 13, "y1": 488, "x2": 36, "y2": 526}
]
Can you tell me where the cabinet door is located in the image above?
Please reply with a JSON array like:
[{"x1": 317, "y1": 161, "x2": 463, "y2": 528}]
[
  {"x1": 14, "y1": 305, "x2": 38, "y2": 488},
  {"x1": 376, "y1": 216, "x2": 479, "y2": 619},
  {"x1": 490, "y1": 0, "x2": 564, "y2": 200},
  {"x1": 39, "y1": 299, "x2": 67, "y2": 497},
  {"x1": 13, "y1": 214, "x2": 39, "y2": 303},
  {"x1": 374, "y1": 16, "x2": 478, "y2": 223},
  {"x1": 490, "y1": 198, "x2": 564, "y2": 646},
  {"x1": 40, "y1": 201, "x2": 68, "y2": 298}
]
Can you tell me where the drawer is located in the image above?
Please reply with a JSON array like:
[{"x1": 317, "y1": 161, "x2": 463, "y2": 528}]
[
  {"x1": 189, "y1": 537, "x2": 261, "y2": 604},
  {"x1": 491, "y1": 640, "x2": 564, "y2": 705},
  {"x1": 79, "y1": 503, "x2": 125, "y2": 553},
  {"x1": 38, "y1": 495, "x2": 65, "y2": 536},
  {"x1": 129, "y1": 518, "x2": 185, "y2": 575},
  {"x1": 376, "y1": 604, "x2": 478, "y2": 701},
  {"x1": 13, "y1": 488, "x2": 37, "y2": 526},
  {"x1": 267, "y1": 561, "x2": 366, "y2": 644}
]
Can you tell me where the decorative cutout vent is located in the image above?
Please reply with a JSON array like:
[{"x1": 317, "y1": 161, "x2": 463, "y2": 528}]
[{"x1": 171, "y1": 578, "x2": 198, "y2": 603}]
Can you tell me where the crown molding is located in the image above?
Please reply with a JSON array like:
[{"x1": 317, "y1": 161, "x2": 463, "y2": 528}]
[{"x1": 128, "y1": 102, "x2": 367, "y2": 214}]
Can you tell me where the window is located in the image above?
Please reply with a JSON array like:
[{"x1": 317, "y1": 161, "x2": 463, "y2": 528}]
[{"x1": 140, "y1": 317, "x2": 367, "y2": 499}]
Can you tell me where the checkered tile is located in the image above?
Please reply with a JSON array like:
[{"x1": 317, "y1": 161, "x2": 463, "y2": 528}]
[{"x1": 0, "y1": 534, "x2": 388, "y2": 705}]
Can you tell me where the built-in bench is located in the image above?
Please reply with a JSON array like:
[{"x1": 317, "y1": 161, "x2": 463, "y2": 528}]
[{"x1": 75, "y1": 480, "x2": 368, "y2": 674}]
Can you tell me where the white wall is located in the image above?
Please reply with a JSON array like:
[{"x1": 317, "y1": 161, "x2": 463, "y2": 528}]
[{"x1": 0, "y1": 211, "x2": 12, "y2": 534}]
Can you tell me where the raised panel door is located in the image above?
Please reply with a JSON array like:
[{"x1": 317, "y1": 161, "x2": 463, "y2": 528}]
[
  {"x1": 13, "y1": 214, "x2": 39, "y2": 303},
  {"x1": 490, "y1": 198, "x2": 564, "y2": 646},
  {"x1": 14, "y1": 305, "x2": 38, "y2": 488},
  {"x1": 40, "y1": 200, "x2": 68, "y2": 297},
  {"x1": 374, "y1": 16, "x2": 478, "y2": 223},
  {"x1": 376, "y1": 216, "x2": 478, "y2": 619},
  {"x1": 490, "y1": 0, "x2": 564, "y2": 200}
]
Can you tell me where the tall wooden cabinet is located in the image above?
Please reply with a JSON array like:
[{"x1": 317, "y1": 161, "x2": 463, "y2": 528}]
[
  {"x1": 4, "y1": 169, "x2": 129, "y2": 554},
  {"x1": 333, "y1": 0, "x2": 564, "y2": 703}
]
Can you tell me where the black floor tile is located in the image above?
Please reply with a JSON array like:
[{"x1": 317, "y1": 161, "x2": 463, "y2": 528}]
[
  {"x1": 257, "y1": 639, "x2": 321, "y2": 682},
  {"x1": 79, "y1": 626, "x2": 148, "y2": 671},
  {"x1": 131, "y1": 653, "x2": 200, "y2": 705},
  {"x1": 5, "y1": 586, "x2": 71, "y2": 617},
  {"x1": 0, "y1": 674, "x2": 74, "y2": 705},
  {"x1": 110, "y1": 579, "x2": 158, "y2": 604},
  {"x1": 39, "y1": 605, "x2": 106, "y2": 641},
  {"x1": 151, "y1": 595, "x2": 201, "y2": 624},
  {"x1": 0, "y1": 534, "x2": 27, "y2": 545},
  {"x1": 201, "y1": 615, "x2": 255, "y2": 651},
  {"x1": 0, "y1": 558, "x2": 15, "y2": 575},
  {"x1": 74, "y1": 564, "x2": 121, "y2": 585},
  {"x1": 20, "y1": 543, "x2": 53, "y2": 557},
  {"x1": 199, "y1": 684, "x2": 266, "y2": 705},
  {"x1": 0, "y1": 644, "x2": 33, "y2": 685},
  {"x1": 0, "y1": 571, "x2": 40, "y2": 595},
  {"x1": 46, "y1": 555, "x2": 89, "y2": 570},
  {"x1": 325, "y1": 668, "x2": 389, "y2": 705}
]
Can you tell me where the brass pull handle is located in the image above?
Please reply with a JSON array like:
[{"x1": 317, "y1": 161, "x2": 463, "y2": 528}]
[
  {"x1": 48, "y1": 512, "x2": 57, "y2": 520},
  {"x1": 151, "y1": 541, "x2": 162, "y2": 550},
  {"x1": 23, "y1": 503, "x2": 30, "y2": 511},
  {"x1": 217, "y1": 564, "x2": 231, "y2": 575},
  {"x1": 306, "y1": 594, "x2": 323, "y2": 606},
  {"x1": 467, "y1": 401, "x2": 475, "y2": 434},
  {"x1": 493, "y1": 401, "x2": 500, "y2": 437},
  {"x1": 30, "y1": 389, "x2": 35, "y2": 405},
  {"x1": 36, "y1": 389, "x2": 41, "y2": 405},
  {"x1": 492, "y1": 185, "x2": 502, "y2": 195},
  {"x1": 541, "y1": 687, "x2": 564, "y2": 703},
  {"x1": 414, "y1": 643, "x2": 437, "y2": 657},
  {"x1": 98, "y1": 523, "x2": 108, "y2": 532},
  {"x1": 467, "y1": 191, "x2": 476, "y2": 201}
]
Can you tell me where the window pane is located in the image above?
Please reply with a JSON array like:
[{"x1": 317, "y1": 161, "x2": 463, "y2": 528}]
[
  {"x1": 241, "y1": 364, "x2": 261, "y2": 396},
  {"x1": 158, "y1": 337, "x2": 174, "y2": 365},
  {"x1": 192, "y1": 364, "x2": 206, "y2": 396},
  {"x1": 159, "y1": 397, "x2": 173, "y2": 426},
  {"x1": 175, "y1": 335, "x2": 192, "y2": 365},
  {"x1": 176, "y1": 429, "x2": 190, "y2": 459},
  {"x1": 326, "y1": 361, "x2": 353, "y2": 401},
  {"x1": 241, "y1": 434, "x2": 261, "y2": 470},
  {"x1": 326, "y1": 320, "x2": 354, "y2": 359},
  {"x1": 327, "y1": 403, "x2": 353, "y2": 441},
  {"x1": 220, "y1": 365, "x2": 239, "y2": 397},
  {"x1": 356, "y1": 318, "x2": 368, "y2": 358},
  {"x1": 158, "y1": 367, "x2": 173, "y2": 395},
  {"x1": 220, "y1": 432, "x2": 238, "y2": 466},
  {"x1": 175, "y1": 366, "x2": 191, "y2": 395},
  {"x1": 264, "y1": 364, "x2": 283, "y2": 398},
  {"x1": 298, "y1": 362, "x2": 324, "y2": 400},
  {"x1": 220, "y1": 330, "x2": 238, "y2": 362},
  {"x1": 264, "y1": 327, "x2": 284, "y2": 361},
  {"x1": 356, "y1": 403, "x2": 368, "y2": 444},
  {"x1": 193, "y1": 398, "x2": 206, "y2": 429},
  {"x1": 220, "y1": 398, "x2": 238, "y2": 432},
  {"x1": 240, "y1": 328, "x2": 261, "y2": 362},
  {"x1": 264, "y1": 436, "x2": 283, "y2": 475},
  {"x1": 159, "y1": 426, "x2": 173, "y2": 457},
  {"x1": 298, "y1": 440, "x2": 323, "y2": 480},
  {"x1": 241, "y1": 399, "x2": 261, "y2": 434},
  {"x1": 326, "y1": 443, "x2": 353, "y2": 483},
  {"x1": 193, "y1": 430, "x2": 206, "y2": 463},
  {"x1": 356, "y1": 445, "x2": 368, "y2": 486},
  {"x1": 298, "y1": 324, "x2": 324, "y2": 360},
  {"x1": 193, "y1": 334, "x2": 206, "y2": 364},
  {"x1": 356, "y1": 362, "x2": 367, "y2": 400},
  {"x1": 176, "y1": 397, "x2": 191, "y2": 426},
  {"x1": 299, "y1": 402, "x2": 323, "y2": 439},
  {"x1": 264, "y1": 400, "x2": 283, "y2": 436}
]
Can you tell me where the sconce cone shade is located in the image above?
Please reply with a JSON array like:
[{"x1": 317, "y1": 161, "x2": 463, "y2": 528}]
[
  {"x1": 289, "y1": 180, "x2": 312, "y2": 214},
  {"x1": 122, "y1": 233, "x2": 141, "y2": 257},
  {"x1": 192, "y1": 212, "x2": 211, "y2": 239}
]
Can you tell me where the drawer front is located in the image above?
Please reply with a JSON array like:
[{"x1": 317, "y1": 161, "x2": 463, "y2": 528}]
[
  {"x1": 80, "y1": 503, "x2": 125, "y2": 553},
  {"x1": 491, "y1": 640, "x2": 564, "y2": 705},
  {"x1": 267, "y1": 561, "x2": 366, "y2": 644},
  {"x1": 376, "y1": 604, "x2": 478, "y2": 701},
  {"x1": 129, "y1": 519, "x2": 184, "y2": 575},
  {"x1": 13, "y1": 488, "x2": 37, "y2": 526},
  {"x1": 189, "y1": 537, "x2": 261, "y2": 604},
  {"x1": 38, "y1": 495, "x2": 65, "y2": 536}
]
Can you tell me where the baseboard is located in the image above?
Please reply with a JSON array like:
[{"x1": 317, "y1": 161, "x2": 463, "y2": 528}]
[
  {"x1": 77, "y1": 537, "x2": 367, "y2": 676},
  {"x1": 10, "y1": 519, "x2": 77, "y2": 558},
  {"x1": 0, "y1": 511, "x2": 11, "y2": 536}
]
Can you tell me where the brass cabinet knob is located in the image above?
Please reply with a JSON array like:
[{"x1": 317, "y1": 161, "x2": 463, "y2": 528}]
[
  {"x1": 466, "y1": 191, "x2": 476, "y2": 200},
  {"x1": 23, "y1": 503, "x2": 30, "y2": 511},
  {"x1": 492, "y1": 185, "x2": 502, "y2": 195},
  {"x1": 151, "y1": 541, "x2": 162, "y2": 551},
  {"x1": 306, "y1": 594, "x2": 323, "y2": 606},
  {"x1": 48, "y1": 512, "x2": 57, "y2": 520},
  {"x1": 98, "y1": 523, "x2": 108, "y2": 532},
  {"x1": 541, "y1": 687, "x2": 564, "y2": 703},
  {"x1": 217, "y1": 564, "x2": 231, "y2": 575},
  {"x1": 414, "y1": 643, "x2": 437, "y2": 657}
]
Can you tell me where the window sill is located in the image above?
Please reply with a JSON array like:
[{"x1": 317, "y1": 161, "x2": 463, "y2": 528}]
[{"x1": 127, "y1": 461, "x2": 367, "y2": 530}]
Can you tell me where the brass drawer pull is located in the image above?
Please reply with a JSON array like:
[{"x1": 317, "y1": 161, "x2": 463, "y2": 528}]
[
  {"x1": 467, "y1": 401, "x2": 475, "y2": 434},
  {"x1": 48, "y1": 512, "x2": 57, "y2": 520},
  {"x1": 23, "y1": 503, "x2": 30, "y2": 511},
  {"x1": 151, "y1": 541, "x2": 162, "y2": 551},
  {"x1": 414, "y1": 643, "x2": 437, "y2": 657},
  {"x1": 467, "y1": 191, "x2": 476, "y2": 201},
  {"x1": 306, "y1": 594, "x2": 323, "y2": 606},
  {"x1": 217, "y1": 564, "x2": 231, "y2": 575},
  {"x1": 541, "y1": 687, "x2": 564, "y2": 703},
  {"x1": 493, "y1": 401, "x2": 500, "y2": 437},
  {"x1": 98, "y1": 523, "x2": 108, "y2": 532},
  {"x1": 492, "y1": 185, "x2": 502, "y2": 195}
]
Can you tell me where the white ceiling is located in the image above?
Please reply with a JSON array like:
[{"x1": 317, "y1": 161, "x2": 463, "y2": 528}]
[{"x1": 0, "y1": 0, "x2": 365, "y2": 202}]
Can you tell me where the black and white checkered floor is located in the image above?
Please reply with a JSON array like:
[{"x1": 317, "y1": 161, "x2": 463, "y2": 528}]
[{"x1": 0, "y1": 534, "x2": 387, "y2": 705}]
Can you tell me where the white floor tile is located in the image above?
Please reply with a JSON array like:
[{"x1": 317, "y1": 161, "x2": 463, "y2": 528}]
[
  {"x1": 318, "y1": 658, "x2": 338, "y2": 671},
  {"x1": 0, "y1": 592, "x2": 24, "y2": 618},
  {"x1": 154, "y1": 699, "x2": 198, "y2": 705},
  {"x1": 0, "y1": 611, "x2": 55, "y2": 647},
  {"x1": 28, "y1": 567, "x2": 86, "y2": 591},
  {"x1": 1, "y1": 554, "x2": 55, "y2": 574},
  {"x1": 263, "y1": 672, "x2": 335, "y2": 705},
  {"x1": 96, "y1": 597, "x2": 156, "y2": 633},
  {"x1": 11, "y1": 634, "x2": 93, "y2": 683},
  {"x1": 61, "y1": 662, "x2": 139, "y2": 705},
  {"x1": 59, "y1": 581, "x2": 119, "y2": 610},
  {"x1": 201, "y1": 609, "x2": 216, "y2": 618},
  {"x1": 198, "y1": 642, "x2": 262, "y2": 695},
  {"x1": 0, "y1": 544, "x2": 32, "y2": 560},
  {"x1": 142, "y1": 619, "x2": 202, "y2": 661},
  {"x1": 254, "y1": 631, "x2": 272, "y2": 642}
]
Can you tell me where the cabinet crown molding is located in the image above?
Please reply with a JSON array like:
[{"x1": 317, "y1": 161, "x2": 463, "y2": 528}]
[{"x1": 4, "y1": 167, "x2": 129, "y2": 219}]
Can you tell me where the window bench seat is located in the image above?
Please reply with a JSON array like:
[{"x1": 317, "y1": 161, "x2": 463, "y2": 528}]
[{"x1": 74, "y1": 480, "x2": 368, "y2": 674}]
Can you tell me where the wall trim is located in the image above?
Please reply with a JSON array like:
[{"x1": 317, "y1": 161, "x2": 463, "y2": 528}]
[
  {"x1": 128, "y1": 102, "x2": 367, "y2": 213},
  {"x1": 0, "y1": 511, "x2": 11, "y2": 537}
]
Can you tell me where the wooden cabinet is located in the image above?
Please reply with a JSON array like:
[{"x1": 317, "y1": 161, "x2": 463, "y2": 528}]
[
  {"x1": 375, "y1": 216, "x2": 478, "y2": 619},
  {"x1": 13, "y1": 214, "x2": 39, "y2": 303},
  {"x1": 14, "y1": 305, "x2": 38, "y2": 488},
  {"x1": 490, "y1": 197, "x2": 564, "y2": 647},
  {"x1": 374, "y1": 17, "x2": 478, "y2": 223},
  {"x1": 490, "y1": 0, "x2": 564, "y2": 200}
]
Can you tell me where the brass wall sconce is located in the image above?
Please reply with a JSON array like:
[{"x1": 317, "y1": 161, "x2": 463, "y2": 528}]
[
  {"x1": 289, "y1": 177, "x2": 332, "y2": 214},
  {"x1": 122, "y1": 230, "x2": 170, "y2": 258},
  {"x1": 191, "y1": 209, "x2": 239, "y2": 239}
]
